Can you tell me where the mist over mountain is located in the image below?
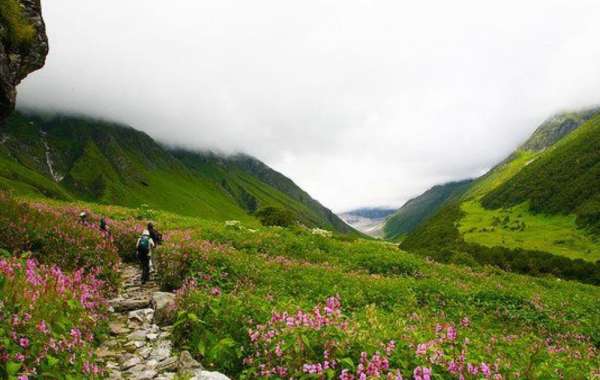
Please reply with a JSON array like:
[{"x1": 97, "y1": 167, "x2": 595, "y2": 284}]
[{"x1": 17, "y1": 0, "x2": 600, "y2": 211}]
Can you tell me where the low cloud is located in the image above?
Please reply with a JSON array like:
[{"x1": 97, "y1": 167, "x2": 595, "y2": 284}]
[{"x1": 18, "y1": 0, "x2": 600, "y2": 211}]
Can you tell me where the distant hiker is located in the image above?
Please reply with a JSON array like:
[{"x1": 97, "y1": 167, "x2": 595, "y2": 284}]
[
  {"x1": 136, "y1": 229, "x2": 155, "y2": 284},
  {"x1": 99, "y1": 217, "x2": 107, "y2": 231},
  {"x1": 79, "y1": 212, "x2": 87, "y2": 224},
  {"x1": 147, "y1": 222, "x2": 163, "y2": 245}
]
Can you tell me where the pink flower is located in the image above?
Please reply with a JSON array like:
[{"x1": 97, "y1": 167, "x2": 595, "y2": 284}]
[
  {"x1": 447, "y1": 326, "x2": 457, "y2": 341},
  {"x1": 37, "y1": 320, "x2": 49, "y2": 334},
  {"x1": 480, "y1": 362, "x2": 491, "y2": 378},
  {"x1": 413, "y1": 366, "x2": 432, "y2": 380},
  {"x1": 416, "y1": 343, "x2": 428, "y2": 356},
  {"x1": 461, "y1": 317, "x2": 470, "y2": 327},
  {"x1": 19, "y1": 337, "x2": 29, "y2": 348}
]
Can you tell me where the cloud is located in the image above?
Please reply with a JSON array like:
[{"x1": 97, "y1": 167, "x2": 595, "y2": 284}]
[{"x1": 18, "y1": 0, "x2": 600, "y2": 211}]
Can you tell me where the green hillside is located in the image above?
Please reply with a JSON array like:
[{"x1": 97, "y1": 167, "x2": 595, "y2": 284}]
[
  {"x1": 482, "y1": 113, "x2": 600, "y2": 235},
  {"x1": 383, "y1": 179, "x2": 472, "y2": 240},
  {"x1": 401, "y1": 108, "x2": 600, "y2": 283},
  {"x1": 0, "y1": 111, "x2": 355, "y2": 233}
]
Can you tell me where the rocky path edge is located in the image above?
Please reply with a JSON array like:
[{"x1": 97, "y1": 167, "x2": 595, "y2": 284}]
[{"x1": 96, "y1": 264, "x2": 229, "y2": 380}]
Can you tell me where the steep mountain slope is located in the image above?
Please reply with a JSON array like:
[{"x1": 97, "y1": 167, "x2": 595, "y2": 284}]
[
  {"x1": 172, "y1": 150, "x2": 356, "y2": 233},
  {"x1": 338, "y1": 208, "x2": 395, "y2": 237},
  {"x1": 482, "y1": 114, "x2": 600, "y2": 234},
  {"x1": 383, "y1": 179, "x2": 473, "y2": 240},
  {"x1": 401, "y1": 108, "x2": 600, "y2": 283},
  {"x1": 0, "y1": 111, "x2": 355, "y2": 233}
]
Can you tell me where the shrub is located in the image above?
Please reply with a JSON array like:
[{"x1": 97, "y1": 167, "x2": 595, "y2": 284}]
[
  {"x1": 0, "y1": 258, "x2": 107, "y2": 378},
  {"x1": 255, "y1": 207, "x2": 297, "y2": 227},
  {"x1": 153, "y1": 231, "x2": 232, "y2": 290}
]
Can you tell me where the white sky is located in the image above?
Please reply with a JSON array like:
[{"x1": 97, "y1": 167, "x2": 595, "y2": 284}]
[{"x1": 18, "y1": 0, "x2": 600, "y2": 212}]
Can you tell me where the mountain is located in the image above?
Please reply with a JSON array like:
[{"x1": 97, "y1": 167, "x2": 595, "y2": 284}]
[
  {"x1": 338, "y1": 207, "x2": 395, "y2": 237},
  {"x1": 482, "y1": 110, "x2": 600, "y2": 235},
  {"x1": 382, "y1": 179, "x2": 473, "y2": 240},
  {"x1": 519, "y1": 107, "x2": 600, "y2": 152},
  {"x1": 0, "y1": 111, "x2": 355, "y2": 234},
  {"x1": 400, "y1": 107, "x2": 600, "y2": 284},
  {"x1": 0, "y1": 0, "x2": 48, "y2": 122}
]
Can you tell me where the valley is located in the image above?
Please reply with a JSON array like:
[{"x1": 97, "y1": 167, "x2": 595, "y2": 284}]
[{"x1": 1, "y1": 1, "x2": 600, "y2": 378}]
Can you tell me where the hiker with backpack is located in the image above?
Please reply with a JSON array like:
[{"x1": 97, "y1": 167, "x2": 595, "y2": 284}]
[
  {"x1": 136, "y1": 229, "x2": 155, "y2": 284},
  {"x1": 147, "y1": 222, "x2": 162, "y2": 245}
]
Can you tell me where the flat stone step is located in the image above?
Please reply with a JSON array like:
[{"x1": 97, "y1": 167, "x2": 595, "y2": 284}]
[{"x1": 110, "y1": 298, "x2": 151, "y2": 312}]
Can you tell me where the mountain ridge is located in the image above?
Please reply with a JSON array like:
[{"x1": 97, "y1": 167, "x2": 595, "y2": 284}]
[{"x1": 0, "y1": 111, "x2": 356, "y2": 234}]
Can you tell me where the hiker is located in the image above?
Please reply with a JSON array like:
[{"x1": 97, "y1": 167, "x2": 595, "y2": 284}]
[
  {"x1": 136, "y1": 229, "x2": 155, "y2": 284},
  {"x1": 99, "y1": 217, "x2": 108, "y2": 231},
  {"x1": 147, "y1": 222, "x2": 163, "y2": 245},
  {"x1": 79, "y1": 212, "x2": 87, "y2": 225}
]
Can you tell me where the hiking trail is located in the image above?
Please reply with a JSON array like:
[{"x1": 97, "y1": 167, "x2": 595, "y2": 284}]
[{"x1": 96, "y1": 263, "x2": 229, "y2": 380}]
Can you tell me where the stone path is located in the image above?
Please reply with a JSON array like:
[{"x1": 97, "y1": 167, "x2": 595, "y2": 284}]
[{"x1": 96, "y1": 264, "x2": 229, "y2": 380}]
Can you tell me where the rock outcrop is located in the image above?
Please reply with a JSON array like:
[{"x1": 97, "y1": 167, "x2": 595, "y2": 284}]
[{"x1": 0, "y1": 0, "x2": 48, "y2": 123}]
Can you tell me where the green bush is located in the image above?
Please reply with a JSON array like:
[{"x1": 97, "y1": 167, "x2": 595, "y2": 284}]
[{"x1": 255, "y1": 206, "x2": 297, "y2": 227}]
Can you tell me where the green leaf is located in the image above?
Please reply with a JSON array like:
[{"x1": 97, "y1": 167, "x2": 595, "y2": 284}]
[
  {"x1": 6, "y1": 361, "x2": 22, "y2": 375},
  {"x1": 47, "y1": 354, "x2": 59, "y2": 367},
  {"x1": 300, "y1": 334, "x2": 311, "y2": 349},
  {"x1": 197, "y1": 340, "x2": 206, "y2": 356},
  {"x1": 340, "y1": 357, "x2": 355, "y2": 370}
]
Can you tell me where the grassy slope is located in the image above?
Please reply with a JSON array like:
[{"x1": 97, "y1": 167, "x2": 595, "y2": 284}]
[
  {"x1": 0, "y1": 112, "x2": 354, "y2": 232},
  {"x1": 403, "y1": 110, "x2": 600, "y2": 276},
  {"x1": 63, "y1": 197, "x2": 599, "y2": 378},
  {"x1": 383, "y1": 179, "x2": 473, "y2": 240},
  {"x1": 173, "y1": 150, "x2": 349, "y2": 231},
  {"x1": 482, "y1": 114, "x2": 600, "y2": 234},
  {"x1": 460, "y1": 147, "x2": 600, "y2": 262}
]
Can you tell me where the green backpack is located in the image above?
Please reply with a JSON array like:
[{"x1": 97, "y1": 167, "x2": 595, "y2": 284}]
[{"x1": 139, "y1": 235, "x2": 151, "y2": 251}]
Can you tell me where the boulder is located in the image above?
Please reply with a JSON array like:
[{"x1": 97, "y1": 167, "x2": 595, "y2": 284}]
[
  {"x1": 151, "y1": 291, "x2": 176, "y2": 325},
  {"x1": 128, "y1": 308, "x2": 154, "y2": 325},
  {"x1": 189, "y1": 370, "x2": 231, "y2": 380},
  {"x1": 111, "y1": 298, "x2": 150, "y2": 312},
  {"x1": 178, "y1": 350, "x2": 202, "y2": 370}
]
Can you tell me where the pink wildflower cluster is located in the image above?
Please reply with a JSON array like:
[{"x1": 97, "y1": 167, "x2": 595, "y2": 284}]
[
  {"x1": 339, "y1": 351, "x2": 405, "y2": 380},
  {"x1": 415, "y1": 321, "x2": 501, "y2": 380},
  {"x1": 244, "y1": 296, "x2": 347, "y2": 378},
  {"x1": 0, "y1": 257, "x2": 108, "y2": 378},
  {"x1": 0, "y1": 194, "x2": 122, "y2": 289}
]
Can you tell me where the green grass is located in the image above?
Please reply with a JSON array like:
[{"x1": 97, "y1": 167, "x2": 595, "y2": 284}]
[
  {"x1": 383, "y1": 180, "x2": 472, "y2": 240},
  {"x1": 482, "y1": 114, "x2": 600, "y2": 234},
  {"x1": 0, "y1": 0, "x2": 35, "y2": 47},
  {"x1": 460, "y1": 200, "x2": 600, "y2": 262},
  {"x1": 464, "y1": 150, "x2": 539, "y2": 199},
  {"x1": 3, "y1": 193, "x2": 599, "y2": 378}
]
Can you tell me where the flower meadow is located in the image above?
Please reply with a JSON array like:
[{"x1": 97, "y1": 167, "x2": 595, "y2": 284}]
[
  {"x1": 0, "y1": 193, "x2": 144, "y2": 378},
  {"x1": 1, "y1": 193, "x2": 599, "y2": 379},
  {"x1": 160, "y1": 225, "x2": 600, "y2": 379},
  {"x1": 0, "y1": 257, "x2": 107, "y2": 378},
  {"x1": 0, "y1": 193, "x2": 124, "y2": 288}
]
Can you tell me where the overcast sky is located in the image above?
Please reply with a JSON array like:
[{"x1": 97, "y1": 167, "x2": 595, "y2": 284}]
[{"x1": 18, "y1": 0, "x2": 600, "y2": 212}]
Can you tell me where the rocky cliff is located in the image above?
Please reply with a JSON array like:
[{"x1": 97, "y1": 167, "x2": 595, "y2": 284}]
[{"x1": 0, "y1": 0, "x2": 48, "y2": 123}]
